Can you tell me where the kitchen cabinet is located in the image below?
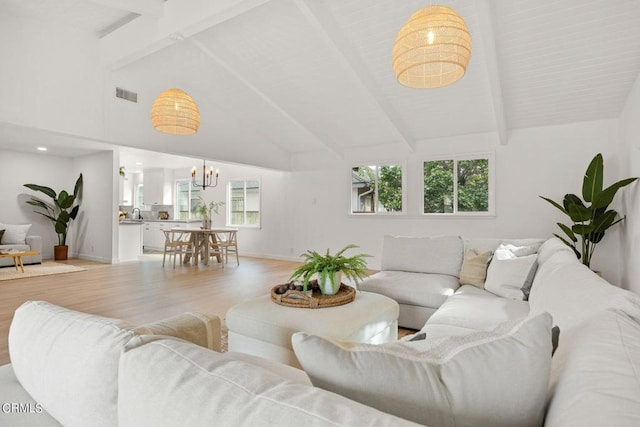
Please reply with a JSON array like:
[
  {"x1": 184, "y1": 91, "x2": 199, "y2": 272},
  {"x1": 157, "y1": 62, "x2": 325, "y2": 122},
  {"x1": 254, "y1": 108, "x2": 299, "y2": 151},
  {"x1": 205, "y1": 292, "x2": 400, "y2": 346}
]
[
  {"x1": 118, "y1": 222, "x2": 142, "y2": 261},
  {"x1": 143, "y1": 221, "x2": 189, "y2": 251},
  {"x1": 119, "y1": 173, "x2": 133, "y2": 205},
  {"x1": 143, "y1": 168, "x2": 173, "y2": 206}
]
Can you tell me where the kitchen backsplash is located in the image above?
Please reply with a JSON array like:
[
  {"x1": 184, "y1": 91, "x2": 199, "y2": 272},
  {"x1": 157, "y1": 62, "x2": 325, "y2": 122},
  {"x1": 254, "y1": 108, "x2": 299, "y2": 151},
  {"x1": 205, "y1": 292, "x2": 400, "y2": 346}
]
[{"x1": 119, "y1": 205, "x2": 174, "y2": 220}]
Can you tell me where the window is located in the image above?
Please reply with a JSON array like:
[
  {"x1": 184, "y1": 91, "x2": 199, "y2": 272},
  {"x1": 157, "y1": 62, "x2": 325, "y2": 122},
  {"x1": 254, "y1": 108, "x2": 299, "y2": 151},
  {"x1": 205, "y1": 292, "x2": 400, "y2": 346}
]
[
  {"x1": 351, "y1": 164, "x2": 404, "y2": 214},
  {"x1": 227, "y1": 179, "x2": 260, "y2": 227},
  {"x1": 423, "y1": 155, "x2": 493, "y2": 215},
  {"x1": 135, "y1": 184, "x2": 144, "y2": 209},
  {"x1": 175, "y1": 179, "x2": 202, "y2": 220}
]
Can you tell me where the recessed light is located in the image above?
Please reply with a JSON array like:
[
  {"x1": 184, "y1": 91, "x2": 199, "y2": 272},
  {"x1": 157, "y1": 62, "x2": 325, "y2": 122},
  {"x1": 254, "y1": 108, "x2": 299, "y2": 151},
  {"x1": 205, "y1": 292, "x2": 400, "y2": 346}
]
[
  {"x1": 135, "y1": 162, "x2": 142, "y2": 165},
  {"x1": 37, "y1": 147, "x2": 47, "y2": 151}
]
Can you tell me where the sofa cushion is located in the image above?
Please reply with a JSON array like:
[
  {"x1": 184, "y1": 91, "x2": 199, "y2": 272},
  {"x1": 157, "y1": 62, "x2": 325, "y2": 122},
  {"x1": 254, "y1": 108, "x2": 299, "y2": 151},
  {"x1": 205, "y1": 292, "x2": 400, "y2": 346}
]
[
  {"x1": 118, "y1": 338, "x2": 417, "y2": 427},
  {"x1": 545, "y1": 309, "x2": 640, "y2": 427},
  {"x1": 0, "y1": 223, "x2": 31, "y2": 244},
  {"x1": 8, "y1": 301, "x2": 135, "y2": 427},
  {"x1": 536, "y1": 237, "x2": 574, "y2": 265},
  {"x1": 381, "y1": 235, "x2": 463, "y2": 277},
  {"x1": 292, "y1": 313, "x2": 552, "y2": 427},
  {"x1": 426, "y1": 285, "x2": 530, "y2": 331},
  {"x1": 458, "y1": 249, "x2": 491, "y2": 288},
  {"x1": 359, "y1": 270, "x2": 459, "y2": 308},
  {"x1": 485, "y1": 243, "x2": 538, "y2": 300},
  {"x1": 0, "y1": 364, "x2": 61, "y2": 426},
  {"x1": 529, "y1": 250, "x2": 640, "y2": 332}
]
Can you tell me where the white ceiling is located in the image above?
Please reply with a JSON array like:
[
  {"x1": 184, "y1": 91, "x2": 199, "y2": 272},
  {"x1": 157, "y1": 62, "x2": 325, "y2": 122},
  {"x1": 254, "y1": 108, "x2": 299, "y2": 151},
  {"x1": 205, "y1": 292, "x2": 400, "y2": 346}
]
[{"x1": 3, "y1": 0, "x2": 640, "y2": 170}]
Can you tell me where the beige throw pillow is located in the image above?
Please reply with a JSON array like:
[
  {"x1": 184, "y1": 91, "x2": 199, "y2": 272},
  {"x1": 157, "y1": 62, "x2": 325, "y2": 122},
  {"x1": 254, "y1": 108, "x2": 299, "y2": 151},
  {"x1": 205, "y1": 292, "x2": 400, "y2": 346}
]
[
  {"x1": 292, "y1": 312, "x2": 552, "y2": 427},
  {"x1": 459, "y1": 249, "x2": 492, "y2": 287}
]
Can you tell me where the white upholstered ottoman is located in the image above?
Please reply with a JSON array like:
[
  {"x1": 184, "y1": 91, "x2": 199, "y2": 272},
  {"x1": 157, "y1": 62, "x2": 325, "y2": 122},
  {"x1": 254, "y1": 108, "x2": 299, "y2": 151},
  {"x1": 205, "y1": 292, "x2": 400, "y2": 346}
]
[{"x1": 226, "y1": 291, "x2": 399, "y2": 368}]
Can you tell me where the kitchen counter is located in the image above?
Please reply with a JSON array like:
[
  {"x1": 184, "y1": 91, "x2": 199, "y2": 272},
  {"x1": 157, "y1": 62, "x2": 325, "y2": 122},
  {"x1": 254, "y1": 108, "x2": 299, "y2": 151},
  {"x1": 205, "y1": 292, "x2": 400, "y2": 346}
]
[{"x1": 118, "y1": 222, "x2": 142, "y2": 262}]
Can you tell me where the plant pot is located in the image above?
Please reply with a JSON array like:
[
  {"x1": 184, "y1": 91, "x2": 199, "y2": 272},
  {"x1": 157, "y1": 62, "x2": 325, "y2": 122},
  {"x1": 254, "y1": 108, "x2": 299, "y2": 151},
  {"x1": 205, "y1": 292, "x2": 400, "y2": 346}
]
[
  {"x1": 54, "y1": 245, "x2": 68, "y2": 261},
  {"x1": 202, "y1": 219, "x2": 211, "y2": 229},
  {"x1": 317, "y1": 271, "x2": 342, "y2": 296}
]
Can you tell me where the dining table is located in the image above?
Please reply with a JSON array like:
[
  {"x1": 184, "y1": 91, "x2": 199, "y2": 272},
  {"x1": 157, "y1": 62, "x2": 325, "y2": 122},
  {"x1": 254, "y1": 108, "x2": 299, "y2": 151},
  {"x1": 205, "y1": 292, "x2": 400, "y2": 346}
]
[{"x1": 171, "y1": 227, "x2": 238, "y2": 266}]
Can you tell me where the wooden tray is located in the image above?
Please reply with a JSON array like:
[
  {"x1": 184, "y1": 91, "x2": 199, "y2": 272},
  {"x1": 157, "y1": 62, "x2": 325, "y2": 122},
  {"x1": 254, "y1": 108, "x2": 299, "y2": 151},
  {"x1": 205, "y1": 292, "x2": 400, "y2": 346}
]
[{"x1": 271, "y1": 284, "x2": 355, "y2": 308}]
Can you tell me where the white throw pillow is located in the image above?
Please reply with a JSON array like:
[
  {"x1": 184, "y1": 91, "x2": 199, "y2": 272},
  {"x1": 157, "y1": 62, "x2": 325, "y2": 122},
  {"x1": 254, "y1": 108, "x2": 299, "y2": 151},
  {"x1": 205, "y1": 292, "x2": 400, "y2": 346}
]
[
  {"x1": 9, "y1": 301, "x2": 136, "y2": 427},
  {"x1": 292, "y1": 313, "x2": 552, "y2": 427},
  {"x1": 0, "y1": 223, "x2": 32, "y2": 244},
  {"x1": 484, "y1": 243, "x2": 538, "y2": 299}
]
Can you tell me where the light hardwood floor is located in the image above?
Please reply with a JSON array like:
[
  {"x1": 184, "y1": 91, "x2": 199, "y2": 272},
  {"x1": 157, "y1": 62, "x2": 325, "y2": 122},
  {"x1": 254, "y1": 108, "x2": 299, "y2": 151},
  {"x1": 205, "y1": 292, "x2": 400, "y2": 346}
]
[{"x1": 0, "y1": 256, "x2": 300, "y2": 365}]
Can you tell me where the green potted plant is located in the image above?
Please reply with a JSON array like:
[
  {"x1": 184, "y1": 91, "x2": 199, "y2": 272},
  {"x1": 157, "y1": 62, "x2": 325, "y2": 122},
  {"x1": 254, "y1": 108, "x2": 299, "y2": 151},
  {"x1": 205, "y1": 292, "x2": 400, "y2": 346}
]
[
  {"x1": 24, "y1": 173, "x2": 84, "y2": 260},
  {"x1": 290, "y1": 244, "x2": 371, "y2": 295},
  {"x1": 192, "y1": 196, "x2": 224, "y2": 229},
  {"x1": 540, "y1": 153, "x2": 637, "y2": 268}
]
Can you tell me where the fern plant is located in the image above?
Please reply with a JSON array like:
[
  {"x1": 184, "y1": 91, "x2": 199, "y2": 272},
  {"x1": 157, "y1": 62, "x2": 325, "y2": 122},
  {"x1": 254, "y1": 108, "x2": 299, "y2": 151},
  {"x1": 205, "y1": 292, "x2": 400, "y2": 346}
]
[{"x1": 290, "y1": 244, "x2": 370, "y2": 293}]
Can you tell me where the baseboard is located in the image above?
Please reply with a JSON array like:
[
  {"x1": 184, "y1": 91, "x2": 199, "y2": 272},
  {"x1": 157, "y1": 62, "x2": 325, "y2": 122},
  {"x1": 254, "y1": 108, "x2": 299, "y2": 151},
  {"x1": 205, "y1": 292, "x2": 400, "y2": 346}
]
[
  {"x1": 72, "y1": 253, "x2": 114, "y2": 264},
  {"x1": 239, "y1": 252, "x2": 300, "y2": 263}
]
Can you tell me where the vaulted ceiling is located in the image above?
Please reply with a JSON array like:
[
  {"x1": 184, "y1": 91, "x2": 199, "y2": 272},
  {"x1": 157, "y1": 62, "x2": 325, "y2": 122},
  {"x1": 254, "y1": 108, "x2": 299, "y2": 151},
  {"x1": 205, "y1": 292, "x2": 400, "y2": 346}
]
[{"x1": 3, "y1": 0, "x2": 640, "y2": 170}]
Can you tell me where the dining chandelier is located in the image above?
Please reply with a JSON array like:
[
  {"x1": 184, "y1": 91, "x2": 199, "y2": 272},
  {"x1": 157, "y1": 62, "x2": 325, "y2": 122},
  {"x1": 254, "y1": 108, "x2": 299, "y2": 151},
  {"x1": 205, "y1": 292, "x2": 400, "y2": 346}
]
[
  {"x1": 151, "y1": 88, "x2": 200, "y2": 135},
  {"x1": 192, "y1": 160, "x2": 219, "y2": 190},
  {"x1": 392, "y1": 5, "x2": 471, "y2": 89}
]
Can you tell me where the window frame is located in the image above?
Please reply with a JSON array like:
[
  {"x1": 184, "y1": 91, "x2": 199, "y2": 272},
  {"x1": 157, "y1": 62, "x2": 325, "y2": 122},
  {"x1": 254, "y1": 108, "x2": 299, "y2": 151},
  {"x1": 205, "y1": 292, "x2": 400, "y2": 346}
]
[
  {"x1": 349, "y1": 162, "x2": 407, "y2": 216},
  {"x1": 174, "y1": 178, "x2": 203, "y2": 220},
  {"x1": 421, "y1": 153, "x2": 495, "y2": 217},
  {"x1": 226, "y1": 177, "x2": 262, "y2": 228}
]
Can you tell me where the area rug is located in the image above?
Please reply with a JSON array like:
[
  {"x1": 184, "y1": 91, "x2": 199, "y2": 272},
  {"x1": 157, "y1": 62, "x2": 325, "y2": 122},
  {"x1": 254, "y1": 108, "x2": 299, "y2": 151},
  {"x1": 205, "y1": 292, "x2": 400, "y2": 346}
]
[{"x1": 0, "y1": 261, "x2": 87, "y2": 281}]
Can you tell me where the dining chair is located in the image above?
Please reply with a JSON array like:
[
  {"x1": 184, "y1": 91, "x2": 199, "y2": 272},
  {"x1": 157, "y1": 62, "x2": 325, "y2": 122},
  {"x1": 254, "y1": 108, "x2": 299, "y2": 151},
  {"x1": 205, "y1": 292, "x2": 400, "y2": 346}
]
[
  {"x1": 213, "y1": 230, "x2": 239, "y2": 267},
  {"x1": 162, "y1": 230, "x2": 194, "y2": 268}
]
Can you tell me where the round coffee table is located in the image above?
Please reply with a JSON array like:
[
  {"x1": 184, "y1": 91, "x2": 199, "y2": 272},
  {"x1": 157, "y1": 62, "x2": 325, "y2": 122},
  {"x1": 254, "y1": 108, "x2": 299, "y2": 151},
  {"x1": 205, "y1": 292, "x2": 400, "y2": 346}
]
[{"x1": 226, "y1": 291, "x2": 399, "y2": 368}]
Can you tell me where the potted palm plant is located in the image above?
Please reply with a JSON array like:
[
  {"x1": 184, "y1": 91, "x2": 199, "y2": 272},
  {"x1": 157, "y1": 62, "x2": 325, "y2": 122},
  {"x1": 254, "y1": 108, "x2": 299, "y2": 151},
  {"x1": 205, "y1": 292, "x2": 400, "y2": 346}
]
[
  {"x1": 24, "y1": 173, "x2": 83, "y2": 260},
  {"x1": 540, "y1": 153, "x2": 637, "y2": 268},
  {"x1": 290, "y1": 244, "x2": 371, "y2": 295}
]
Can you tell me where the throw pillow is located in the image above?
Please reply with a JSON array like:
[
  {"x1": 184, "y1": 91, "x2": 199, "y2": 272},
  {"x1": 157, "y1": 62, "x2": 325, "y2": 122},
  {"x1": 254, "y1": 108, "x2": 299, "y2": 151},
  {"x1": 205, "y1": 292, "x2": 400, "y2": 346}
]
[
  {"x1": 292, "y1": 312, "x2": 552, "y2": 427},
  {"x1": 459, "y1": 249, "x2": 492, "y2": 288},
  {"x1": 0, "y1": 223, "x2": 32, "y2": 244},
  {"x1": 0, "y1": 229, "x2": 4, "y2": 244},
  {"x1": 484, "y1": 243, "x2": 538, "y2": 299},
  {"x1": 521, "y1": 261, "x2": 539, "y2": 301}
]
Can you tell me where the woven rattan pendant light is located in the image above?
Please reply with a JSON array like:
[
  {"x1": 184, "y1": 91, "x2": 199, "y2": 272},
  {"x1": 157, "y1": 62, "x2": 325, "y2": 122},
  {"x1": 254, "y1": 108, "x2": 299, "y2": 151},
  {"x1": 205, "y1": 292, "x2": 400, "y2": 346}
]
[
  {"x1": 392, "y1": 5, "x2": 471, "y2": 89},
  {"x1": 151, "y1": 88, "x2": 200, "y2": 135}
]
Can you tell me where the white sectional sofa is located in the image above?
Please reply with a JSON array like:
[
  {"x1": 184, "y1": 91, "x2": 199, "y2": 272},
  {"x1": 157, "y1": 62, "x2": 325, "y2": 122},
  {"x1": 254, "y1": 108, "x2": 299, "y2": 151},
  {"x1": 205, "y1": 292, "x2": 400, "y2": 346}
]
[
  {"x1": 0, "y1": 301, "x2": 416, "y2": 427},
  {"x1": 1, "y1": 236, "x2": 640, "y2": 426},
  {"x1": 0, "y1": 223, "x2": 42, "y2": 268}
]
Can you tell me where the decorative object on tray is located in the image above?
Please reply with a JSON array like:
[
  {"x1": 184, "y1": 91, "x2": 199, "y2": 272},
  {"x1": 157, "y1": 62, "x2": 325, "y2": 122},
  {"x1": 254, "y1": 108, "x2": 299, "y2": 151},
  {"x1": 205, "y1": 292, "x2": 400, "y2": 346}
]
[
  {"x1": 289, "y1": 244, "x2": 371, "y2": 295},
  {"x1": 540, "y1": 153, "x2": 637, "y2": 268},
  {"x1": 271, "y1": 282, "x2": 356, "y2": 308},
  {"x1": 24, "y1": 173, "x2": 84, "y2": 260}
]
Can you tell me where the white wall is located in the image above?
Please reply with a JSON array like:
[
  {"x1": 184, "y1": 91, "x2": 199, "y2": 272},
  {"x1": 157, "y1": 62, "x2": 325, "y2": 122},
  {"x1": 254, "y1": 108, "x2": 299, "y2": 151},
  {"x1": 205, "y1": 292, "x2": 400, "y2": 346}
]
[
  {"x1": 0, "y1": 149, "x2": 75, "y2": 259},
  {"x1": 619, "y1": 74, "x2": 640, "y2": 293},
  {"x1": 286, "y1": 120, "x2": 624, "y2": 284},
  {"x1": 0, "y1": 14, "x2": 105, "y2": 139},
  {"x1": 71, "y1": 151, "x2": 118, "y2": 263},
  {"x1": 172, "y1": 163, "x2": 290, "y2": 259}
]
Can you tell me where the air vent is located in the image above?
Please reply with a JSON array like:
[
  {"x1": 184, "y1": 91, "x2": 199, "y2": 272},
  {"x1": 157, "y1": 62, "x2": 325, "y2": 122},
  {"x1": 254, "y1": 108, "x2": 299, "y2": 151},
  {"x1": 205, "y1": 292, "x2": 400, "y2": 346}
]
[{"x1": 115, "y1": 87, "x2": 138, "y2": 103}]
